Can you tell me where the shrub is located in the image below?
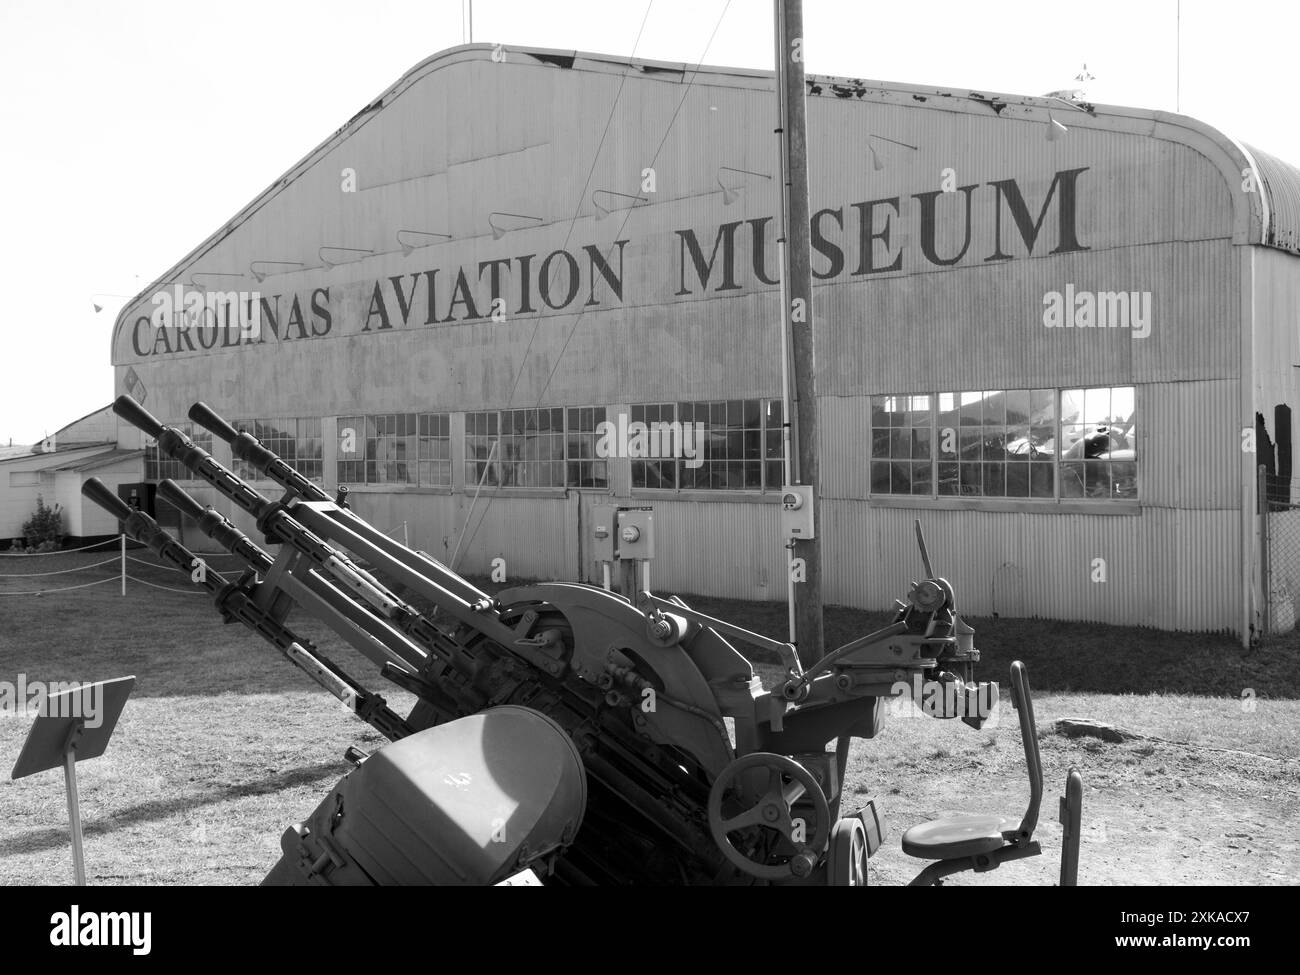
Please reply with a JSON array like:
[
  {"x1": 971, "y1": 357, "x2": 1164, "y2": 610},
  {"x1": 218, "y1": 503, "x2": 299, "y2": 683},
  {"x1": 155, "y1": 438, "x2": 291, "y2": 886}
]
[{"x1": 21, "y1": 495, "x2": 63, "y2": 550}]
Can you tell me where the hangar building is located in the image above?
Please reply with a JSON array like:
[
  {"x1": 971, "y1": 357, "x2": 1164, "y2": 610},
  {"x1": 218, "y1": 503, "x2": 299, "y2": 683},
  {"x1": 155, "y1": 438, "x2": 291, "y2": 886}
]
[{"x1": 108, "y1": 44, "x2": 1300, "y2": 644}]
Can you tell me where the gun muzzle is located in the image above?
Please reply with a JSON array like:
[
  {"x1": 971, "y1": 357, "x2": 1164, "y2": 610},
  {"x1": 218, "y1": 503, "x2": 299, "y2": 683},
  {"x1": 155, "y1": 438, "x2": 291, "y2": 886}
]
[
  {"x1": 188, "y1": 401, "x2": 241, "y2": 445},
  {"x1": 156, "y1": 478, "x2": 206, "y2": 520},
  {"x1": 81, "y1": 475, "x2": 134, "y2": 522},
  {"x1": 112, "y1": 393, "x2": 165, "y2": 439}
]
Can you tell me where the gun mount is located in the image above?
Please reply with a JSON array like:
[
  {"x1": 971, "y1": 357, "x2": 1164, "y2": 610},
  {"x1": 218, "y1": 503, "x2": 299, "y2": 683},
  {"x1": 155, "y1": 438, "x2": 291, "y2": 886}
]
[{"x1": 84, "y1": 394, "x2": 1077, "y2": 886}]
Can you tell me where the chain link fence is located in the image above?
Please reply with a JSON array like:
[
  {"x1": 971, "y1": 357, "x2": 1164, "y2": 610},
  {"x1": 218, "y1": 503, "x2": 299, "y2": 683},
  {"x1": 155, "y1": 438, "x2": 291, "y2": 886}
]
[{"x1": 1262, "y1": 471, "x2": 1300, "y2": 636}]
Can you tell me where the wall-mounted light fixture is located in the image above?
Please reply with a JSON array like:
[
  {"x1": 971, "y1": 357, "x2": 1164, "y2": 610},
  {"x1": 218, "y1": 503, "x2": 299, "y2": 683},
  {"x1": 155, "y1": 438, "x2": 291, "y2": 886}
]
[
  {"x1": 592, "y1": 190, "x2": 648, "y2": 220},
  {"x1": 250, "y1": 261, "x2": 306, "y2": 284},
  {"x1": 867, "y1": 135, "x2": 920, "y2": 172},
  {"x1": 319, "y1": 246, "x2": 374, "y2": 270},
  {"x1": 396, "y1": 229, "x2": 452, "y2": 256},
  {"x1": 1046, "y1": 115, "x2": 1068, "y2": 141},
  {"x1": 488, "y1": 212, "x2": 543, "y2": 240},
  {"x1": 716, "y1": 167, "x2": 771, "y2": 205},
  {"x1": 90, "y1": 294, "x2": 133, "y2": 313},
  {"x1": 190, "y1": 272, "x2": 245, "y2": 290}
]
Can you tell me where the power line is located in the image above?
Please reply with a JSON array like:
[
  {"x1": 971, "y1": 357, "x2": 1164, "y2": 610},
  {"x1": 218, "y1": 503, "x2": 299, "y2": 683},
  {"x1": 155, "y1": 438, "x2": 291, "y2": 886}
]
[
  {"x1": 457, "y1": 0, "x2": 660, "y2": 557},
  {"x1": 460, "y1": 0, "x2": 735, "y2": 562}
]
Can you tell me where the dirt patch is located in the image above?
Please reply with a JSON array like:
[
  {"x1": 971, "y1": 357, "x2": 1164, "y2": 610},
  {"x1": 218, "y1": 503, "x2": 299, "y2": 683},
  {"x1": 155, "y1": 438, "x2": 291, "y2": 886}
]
[{"x1": 1, "y1": 554, "x2": 1297, "y2": 884}]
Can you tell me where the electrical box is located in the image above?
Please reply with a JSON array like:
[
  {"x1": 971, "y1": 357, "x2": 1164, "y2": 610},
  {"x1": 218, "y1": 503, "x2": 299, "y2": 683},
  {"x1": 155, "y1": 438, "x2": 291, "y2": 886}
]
[
  {"x1": 615, "y1": 508, "x2": 654, "y2": 560},
  {"x1": 591, "y1": 507, "x2": 617, "y2": 563},
  {"x1": 780, "y1": 485, "x2": 815, "y2": 540}
]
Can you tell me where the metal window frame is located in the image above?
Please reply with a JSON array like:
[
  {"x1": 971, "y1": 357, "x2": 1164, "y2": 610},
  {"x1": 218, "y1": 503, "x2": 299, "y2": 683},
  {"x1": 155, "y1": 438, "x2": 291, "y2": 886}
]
[
  {"x1": 626, "y1": 398, "x2": 782, "y2": 495},
  {"x1": 874, "y1": 386, "x2": 1138, "y2": 505},
  {"x1": 415, "y1": 411, "x2": 453, "y2": 488}
]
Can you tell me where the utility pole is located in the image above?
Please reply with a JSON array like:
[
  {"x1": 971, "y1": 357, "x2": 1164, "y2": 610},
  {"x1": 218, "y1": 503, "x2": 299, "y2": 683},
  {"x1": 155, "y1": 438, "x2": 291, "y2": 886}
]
[{"x1": 775, "y1": 0, "x2": 823, "y2": 667}]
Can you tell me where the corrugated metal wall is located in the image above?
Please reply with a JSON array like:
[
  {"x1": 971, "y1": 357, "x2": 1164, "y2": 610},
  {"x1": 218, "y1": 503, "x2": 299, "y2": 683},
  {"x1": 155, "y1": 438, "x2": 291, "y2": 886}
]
[{"x1": 820, "y1": 501, "x2": 1238, "y2": 632}]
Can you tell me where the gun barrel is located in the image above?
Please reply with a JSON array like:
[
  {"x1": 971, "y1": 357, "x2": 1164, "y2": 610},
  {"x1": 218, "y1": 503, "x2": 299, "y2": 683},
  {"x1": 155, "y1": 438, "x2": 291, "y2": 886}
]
[
  {"x1": 81, "y1": 477, "x2": 228, "y2": 595},
  {"x1": 81, "y1": 476, "x2": 134, "y2": 522},
  {"x1": 81, "y1": 485, "x2": 413, "y2": 742},
  {"x1": 157, "y1": 479, "x2": 276, "y2": 574},
  {"x1": 156, "y1": 477, "x2": 207, "y2": 521},
  {"x1": 134, "y1": 417, "x2": 409, "y2": 622},
  {"x1": 112, "y1": 393, "x2": 165, "y2": 440},
  {"x1": 189, "y1": 401, "x2": 330, "y2": 504},
  {"x1": 187, "y1": 401, "x2": 242, "y2": 445}
]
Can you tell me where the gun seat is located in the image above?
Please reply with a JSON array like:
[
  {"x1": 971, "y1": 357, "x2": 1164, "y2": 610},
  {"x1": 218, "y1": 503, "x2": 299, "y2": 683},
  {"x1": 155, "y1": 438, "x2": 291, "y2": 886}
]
[
  {"x1": 901, "y1": 813, "x2": 1022, "y2": 860},
  {"x1": 902, "y1": 661, "x2": 1043, "y2": 885}
]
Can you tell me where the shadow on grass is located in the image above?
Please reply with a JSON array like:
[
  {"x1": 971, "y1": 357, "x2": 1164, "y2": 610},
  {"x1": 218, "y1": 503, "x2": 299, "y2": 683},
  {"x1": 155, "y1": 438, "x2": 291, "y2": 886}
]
[
  {"x1": 445, "y1": 576, "x2": 1300, "y2": 699},
  {"x1": 5, "y1": 760, "x2": 344, "y2": 857},
  {"x1": 5, "y1": 560, "x2": 1298, "y2": 700}
]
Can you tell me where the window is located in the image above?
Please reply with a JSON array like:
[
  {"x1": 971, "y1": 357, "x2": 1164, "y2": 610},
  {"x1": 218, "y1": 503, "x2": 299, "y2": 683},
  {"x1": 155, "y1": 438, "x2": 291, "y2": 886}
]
[
  {"x1": 464, "y1": 407, "x2": 612, "y2": 489},
  {"x1": 870, "y1": 395, "x2": 932, "y2": 496},
  {"x1": 567, "y1": 407, "x2": 609, "y2": 488},
  {"x1": 464, "y1": 411, "x2": 500, "y2": 486},
  {"x1": 629, "y1": 403, "x2": 678, "y2": 489},
  {"x1": 1059, "y1": 387, "x2": 1137, "y2": 499},
  {"x1": 145, "y1": 423, "x2": 212, "y2": 481},
  {"x1": 418, "y1": 413, "x2": 451, "y2": 487},
  {"x1": 630, "y1": 398, "x2": 785, "y2": 492},
  {"x1": 232, "y1": 418, "x2": 323, "y2": 482},
  {"x1": 499, "y1": 408, "x2": 565, "y2": 487},
  {"x1": 871, "y1": 387, "x2": 1136, "y2": 501},
  {"x1": 336, "y1": 413, "x2": 449, "y2": 488}
]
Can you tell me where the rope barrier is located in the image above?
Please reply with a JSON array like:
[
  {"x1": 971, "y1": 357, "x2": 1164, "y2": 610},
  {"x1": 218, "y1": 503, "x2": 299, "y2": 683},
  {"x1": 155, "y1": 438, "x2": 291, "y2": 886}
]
[
  {"x1": 0, "y1": 577, "x2": 119, "y2": 596},
  {"x1": 0, "y1": 538, "x2": 123, "y2": 557},
  {"x1": 123, "y1": 574, "x2": 205, "y2": 595},
  {"x1": 124, "y1": 553, "x2": 244, "y2": 569},
  {"x1": 0, "y1": 557, "x2": 119, "y2": 578}
]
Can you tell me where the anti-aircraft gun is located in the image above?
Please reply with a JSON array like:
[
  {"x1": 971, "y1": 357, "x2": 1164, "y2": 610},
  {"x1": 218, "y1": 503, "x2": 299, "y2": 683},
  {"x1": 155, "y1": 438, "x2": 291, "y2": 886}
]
[{"x1": 83, "y1": 394, "x2": 1080, "y2": 885}]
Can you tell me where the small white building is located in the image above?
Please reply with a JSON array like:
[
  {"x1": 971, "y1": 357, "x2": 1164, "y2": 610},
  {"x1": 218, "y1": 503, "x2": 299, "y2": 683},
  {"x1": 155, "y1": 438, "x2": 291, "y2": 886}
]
[{"x1": 0, "y1": 406, "x2": 145, "y2": 546}]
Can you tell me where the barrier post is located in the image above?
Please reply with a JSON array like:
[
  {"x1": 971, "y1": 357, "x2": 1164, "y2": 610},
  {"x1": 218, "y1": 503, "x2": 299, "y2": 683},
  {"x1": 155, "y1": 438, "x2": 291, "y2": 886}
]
[{"x1": 120, "y1": 534, "x2": 126, "y2": 597}]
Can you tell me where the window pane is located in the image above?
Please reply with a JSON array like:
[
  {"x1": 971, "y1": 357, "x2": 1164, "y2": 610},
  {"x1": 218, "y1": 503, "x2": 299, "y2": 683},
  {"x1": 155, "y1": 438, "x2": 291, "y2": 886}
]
[
  {"x1": 937, "y1": 462, "x2": 959, "y2": 496},
  {"x1": 870, "y1": 461, "x2": 891, "y2": 494},
  {"x1": 870, "y1": 395, "x2": 934, "y2": 495}
]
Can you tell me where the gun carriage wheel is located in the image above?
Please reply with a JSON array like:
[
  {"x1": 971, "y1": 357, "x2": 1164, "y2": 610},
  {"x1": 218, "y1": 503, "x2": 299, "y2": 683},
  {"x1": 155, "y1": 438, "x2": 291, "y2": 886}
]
[{"x1": 828, "y1": 817, "x2": 869, "y2": 886}]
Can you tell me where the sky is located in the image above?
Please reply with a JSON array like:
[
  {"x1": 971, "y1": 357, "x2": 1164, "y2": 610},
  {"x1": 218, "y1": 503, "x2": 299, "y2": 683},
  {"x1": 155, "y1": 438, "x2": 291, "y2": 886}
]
[{"x1": 0, "y1": 0, "x2": 1294, "y2": 445}]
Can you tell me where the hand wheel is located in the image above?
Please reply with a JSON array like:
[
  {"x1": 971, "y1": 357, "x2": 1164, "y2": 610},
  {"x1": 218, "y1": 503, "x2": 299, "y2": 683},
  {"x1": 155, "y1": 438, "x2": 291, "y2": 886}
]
[{"x1": 707, "y1": 752, "x2": 830, "y2": 881}]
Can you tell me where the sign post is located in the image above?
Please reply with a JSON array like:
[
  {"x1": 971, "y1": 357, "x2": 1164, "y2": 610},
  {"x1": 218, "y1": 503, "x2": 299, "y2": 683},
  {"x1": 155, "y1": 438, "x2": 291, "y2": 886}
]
[{"x1": 11, "y1": 676, "x2": 136, "y2": 885}]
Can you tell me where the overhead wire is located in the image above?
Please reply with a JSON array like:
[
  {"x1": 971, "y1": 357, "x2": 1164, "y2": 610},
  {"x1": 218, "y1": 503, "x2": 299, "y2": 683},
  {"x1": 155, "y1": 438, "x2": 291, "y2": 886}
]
[{"x1": 460, "y1": 0, "x2": 734, "y2": 561}]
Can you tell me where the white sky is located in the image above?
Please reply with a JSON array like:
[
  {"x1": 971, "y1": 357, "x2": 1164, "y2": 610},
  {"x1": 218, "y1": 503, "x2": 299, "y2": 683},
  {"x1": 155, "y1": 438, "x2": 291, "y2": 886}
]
[{"x1": 1, "y1": 0, "x2": 1293, "y2": 445}]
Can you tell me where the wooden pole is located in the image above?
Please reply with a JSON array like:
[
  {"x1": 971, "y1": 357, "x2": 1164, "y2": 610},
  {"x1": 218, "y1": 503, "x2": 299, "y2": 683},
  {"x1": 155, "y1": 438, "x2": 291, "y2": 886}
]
[{"x1": 776, "y1": 0, "x2": 823, "y2": 667}]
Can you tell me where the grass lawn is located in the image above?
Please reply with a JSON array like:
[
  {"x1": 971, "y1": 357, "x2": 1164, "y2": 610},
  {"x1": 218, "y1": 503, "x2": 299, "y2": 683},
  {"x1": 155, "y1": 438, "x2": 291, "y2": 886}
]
[{"x1": 1, "y1": 550, "x2": 1297, "y2": 885}]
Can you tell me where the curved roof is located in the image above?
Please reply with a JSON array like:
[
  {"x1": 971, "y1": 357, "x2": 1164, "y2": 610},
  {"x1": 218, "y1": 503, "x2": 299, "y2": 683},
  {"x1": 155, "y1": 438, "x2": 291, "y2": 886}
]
[{"x1": 1245, "y1": 143, "x2": 1300, "y2": 254}]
